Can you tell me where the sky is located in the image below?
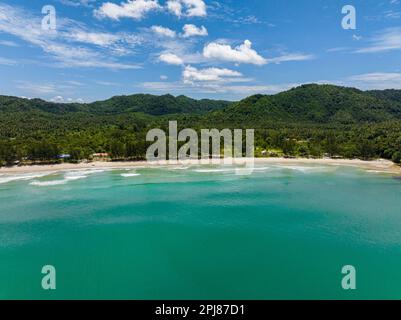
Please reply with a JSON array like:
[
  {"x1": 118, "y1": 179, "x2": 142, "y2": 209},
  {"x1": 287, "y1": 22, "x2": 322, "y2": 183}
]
[{"x1": 0, "y1": 0, "x2": 400, "y2": 102}]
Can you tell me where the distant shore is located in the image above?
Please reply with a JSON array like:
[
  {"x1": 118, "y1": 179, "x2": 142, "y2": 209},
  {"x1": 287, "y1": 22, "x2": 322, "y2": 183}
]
[{"x1": 0, "y1": 158, "x2": 400, "y2": 175}]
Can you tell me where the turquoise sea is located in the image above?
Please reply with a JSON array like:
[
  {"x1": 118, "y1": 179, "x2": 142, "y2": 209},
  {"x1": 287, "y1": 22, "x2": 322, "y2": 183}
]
[{"x1": 1, "y1": 164, "x2": 401, "y2": 300}]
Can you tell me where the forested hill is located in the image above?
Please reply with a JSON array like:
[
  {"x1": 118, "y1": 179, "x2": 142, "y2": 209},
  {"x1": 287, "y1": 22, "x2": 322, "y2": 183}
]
[
  {"x1": 366, "y1": 89, "x2": 401, "y2": 104},
  {"x1": 0, "y1": 94, "x2": 231, "y2": 116},
  {"x1": 207, "y1": 84, "x2": 401, "y2": 126},
  {"x1": 1, "y1": 84, "x2": 401, "y2": 165},
  {"x1": 1, "y1": 84, "x2": 401, "y2": 122},
  {"x1": 87, "y1": 94, "x2": 232, "y2": 116}
]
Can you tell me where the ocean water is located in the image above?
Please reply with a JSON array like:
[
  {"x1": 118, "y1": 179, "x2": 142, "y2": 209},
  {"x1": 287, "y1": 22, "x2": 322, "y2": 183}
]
[{"x1": 1, "y1": 164, "x2": 401, "y2": 300}]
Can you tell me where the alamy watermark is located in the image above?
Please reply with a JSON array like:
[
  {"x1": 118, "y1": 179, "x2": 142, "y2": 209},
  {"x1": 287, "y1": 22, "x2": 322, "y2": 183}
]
[
  {"x1": 146, "y1": 121, "x2": 255, "y2": 175},
  {"x1": 342, "y1": 265, "x2": 356, "y2": 290},
  {"x1": 41, "y1": 5, "x2": 56, "y2": 31},
  {"x1": 41, "y1": 265, "x2": 56, "y2": 290},
  {"x1": 342, "y1": 5, "x2": 357, "y2": 30}
]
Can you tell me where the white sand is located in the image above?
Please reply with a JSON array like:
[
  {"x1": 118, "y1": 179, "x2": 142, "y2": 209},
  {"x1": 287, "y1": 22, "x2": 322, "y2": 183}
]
[{"x1": 0, "y1": 158, "x2": 399, "y2": 174}]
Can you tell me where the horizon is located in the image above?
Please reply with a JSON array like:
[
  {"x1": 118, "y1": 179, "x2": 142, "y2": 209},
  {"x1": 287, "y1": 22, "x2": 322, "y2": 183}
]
[
  {"x1": 0, "y1": 0, "x2": 400, "y2": 103},
  {"x1": 2, "y1": 82, "x2": 399, "y2": 104}
]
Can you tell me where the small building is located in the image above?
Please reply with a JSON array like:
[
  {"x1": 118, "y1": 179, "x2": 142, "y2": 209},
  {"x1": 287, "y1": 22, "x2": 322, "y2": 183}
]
[
  {"x1": 92, "y1": 152, "x2": 110, "y2": 158},
  {"x1": 58, "y1": 154, "x2": 71, "y2": 159}
]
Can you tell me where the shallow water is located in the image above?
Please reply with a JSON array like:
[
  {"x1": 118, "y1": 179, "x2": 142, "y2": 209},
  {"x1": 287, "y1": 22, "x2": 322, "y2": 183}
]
[{"x1": 1, "y1": 164, "x2": 401, "y2": 299}]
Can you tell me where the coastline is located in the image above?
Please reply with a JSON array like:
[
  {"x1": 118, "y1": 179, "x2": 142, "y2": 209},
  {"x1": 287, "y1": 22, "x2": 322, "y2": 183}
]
[{"x1": 0, "y1": 158, "x2": 400, "y2": 175}]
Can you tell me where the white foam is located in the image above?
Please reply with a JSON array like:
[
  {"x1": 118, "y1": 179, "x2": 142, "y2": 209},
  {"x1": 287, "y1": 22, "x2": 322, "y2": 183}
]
[
  {"x1": 366, "y1": 170, "x2": 392, "y2": 174},
  {"x1": 67, "y1": 169, "x2": 106, "y2": 175},
  {"x1": 121, "y1": 173, "x2": 141, "y2": 178},
  {"x1": 170, "y1": 166, "x2": 190, "y2": 170},
  {"x1": 274, "y1": 165, "x2": 335, "y2": 173},
  {"x1": 30, "y1": 180, "x2": 67, "y2": 186},
  {"x1": 65, "y1": 175, "x2": 87, "y2": 181},
  {"x1": 28, "y1": 169, "x2": 103, "y2": 187},
  {"x1": 0, "y1": 173, "x2": 53, "y2": 185},
  {"x1": 194, "y1": 168, "x2": 235, "y2": 173},
  {"x1": 63, "y1": 171, "x2": 89, "y2": 181},
  {"x1": 193, "y1": 166, "x2": 271, "y2": 173},
  {"x1": 251, "y1": 167, "x2": 271, "y2": 171}
]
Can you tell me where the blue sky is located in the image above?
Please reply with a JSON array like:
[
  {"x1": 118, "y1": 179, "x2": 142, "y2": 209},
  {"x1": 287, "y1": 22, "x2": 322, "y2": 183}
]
[{"x1": 0, "y1": 0, "x2": 400, "y2": 102}]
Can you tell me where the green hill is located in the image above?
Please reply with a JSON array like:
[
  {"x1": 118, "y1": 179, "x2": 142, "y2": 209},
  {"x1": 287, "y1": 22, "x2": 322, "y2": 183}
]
[
  {"x1": 1, "y1": 84, "x2": 401, "y2": 165},
  {"x1": 367, "y1": 89, "x2": 401, "y2": 104},
  {"x1": 0, "y1": 94, "x2": 231, "y2": 116},
  {"x1": 210, "y1": 84, "x2": 401, "y2": 126}
]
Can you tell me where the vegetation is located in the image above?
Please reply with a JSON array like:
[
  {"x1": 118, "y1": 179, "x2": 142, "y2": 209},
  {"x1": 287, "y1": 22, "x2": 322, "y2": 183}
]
[{"x1": 1, "y1": 84, "x2": 401, "y2": 166}]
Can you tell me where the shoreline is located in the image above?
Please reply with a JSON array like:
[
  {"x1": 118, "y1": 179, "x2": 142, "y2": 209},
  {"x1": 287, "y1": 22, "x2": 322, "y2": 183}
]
[{"x1": 0, "y1": 158, "x2": 400, "y2": 175}]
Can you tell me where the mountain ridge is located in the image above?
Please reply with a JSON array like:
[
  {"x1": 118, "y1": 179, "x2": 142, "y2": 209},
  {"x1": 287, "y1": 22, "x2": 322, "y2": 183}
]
[
  {"x1": 1, "y1": 84, "x2": 401, "y2": 124},
  {"x1": 1, "y1": 84, "x2": 401, "y2": 165}
]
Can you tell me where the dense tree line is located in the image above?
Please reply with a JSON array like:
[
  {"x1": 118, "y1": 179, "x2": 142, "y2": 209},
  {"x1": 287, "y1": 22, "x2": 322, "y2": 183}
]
[{"x1": 1, "y1": 84, "x2": 400, "y2": 166}]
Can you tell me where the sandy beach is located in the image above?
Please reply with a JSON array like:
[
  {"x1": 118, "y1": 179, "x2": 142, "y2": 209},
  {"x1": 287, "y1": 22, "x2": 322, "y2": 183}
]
[{"x1": 0, "y1": 158, "x2": 399, "y2": 175}]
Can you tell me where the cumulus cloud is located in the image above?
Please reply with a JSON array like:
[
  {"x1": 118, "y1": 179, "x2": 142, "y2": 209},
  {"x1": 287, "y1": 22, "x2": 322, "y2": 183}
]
[
  {"x1": 95, "y1": 0, "x2": 161, "y2": 20},
  {"x1": 50, "y1": 96, "x2": 85, "y2": 103},
  {"x1": 183, "y1": 65, "x2": 242, "y2": 83},
  {"x1": 182, "y1": 24, "x2": 208, "y2": 38},
  {"x1": 166, "y1": 0, "x2": 207, "y2": 17},
  {"x1": 159, "y1": 53, "x2": 184, "y2": 65},
  {"x1": 51, "y1": 95, "x2": 65, "y2": 102},
  {"x1": 151, "y1": 25, "x2": 176, "y2": 38},
  {"x1": 203, "y1": 40, "x2": 267, "y2": 65},
  {"x1": 166, "y1": 0, "x2": 182, "y2": 16}
]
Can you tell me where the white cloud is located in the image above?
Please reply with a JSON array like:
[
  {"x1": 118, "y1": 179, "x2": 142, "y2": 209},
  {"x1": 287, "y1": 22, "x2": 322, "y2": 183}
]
[
  {"x1": 207, "y1": 84, "x2": 300, "y2": 94},
  {"x1": 159, "y1": 53, "x2": 184, "y2": 65},
  {"x1": 349, "y1": 72, "x2": 401, "y2": 82},
  {"x1": 139, "y1": 81, "x2": 300, "y2": 97},
  {"x1": 15, "y1": 82, "x2": 58, "y2": 95},
  {"x1": 0, "y1": 40, "x2": 18, "y2": 47},
  {"x1": 166, "y1": 0, "x2": 182, "y2": 17},
  {"x1": 58, "y1": 0, "x2": 96, "y2": 7},
  {"x1": 42, "y1": 42, "x2": 139, "y2": 69},
  {"x1": 355, "y1": 28, "x2": 401, "y2": 53},
  {"x1": 0, "y1": 57, "x2": 17, "y2": 66},
  {"x1": 51, "y1": 95, "x2": 65, "y2": 103},
  {"x1": 347, "y1": 72, "x2": 401, "y2": 89},
  {"x1": 151, "y1": 25, "x2": 176, "y2": 38},
  {"x1": 62, "y1": 27, "x2": 142, "y2": 56},
  {"x1": 96, "y1": 81, "x2": 120, "y2": 86},
  {"x1": 266, "y1": 53, "x2": 315, "y2": 64},
  {"x1": 183, "y1": 65, "x2": 242, "y2": 83},
  {"x1": 67, "y1": 31, "x2": 121, "y2": 46},
  {"x1": 182, "y1": 24, "x2": 208, "y2": 38},
  {"x1": 315, "y1": 72, "x2": 401, "y2": 91},
  {"x1": 95, "y1": 0, "x2": 161, "y2": 20},
  {"x1": 50, "y1": 95, "x2": 85, "y2": 103},
  {"x1": 203, "y1": 40, "x2": 267, "y2": 65},
  {"x1": 160, "y1": 75, "x2": 168, "y2": 80},
  {"x1": 0, "y1": 3, "x2": 140, "y2": 69},
  {"x1": 166, "y1": 0, "x2": 207, "y2": 17},
  {"x1": 14, "y1": 80, "x2": 88, "y2": 101}
]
